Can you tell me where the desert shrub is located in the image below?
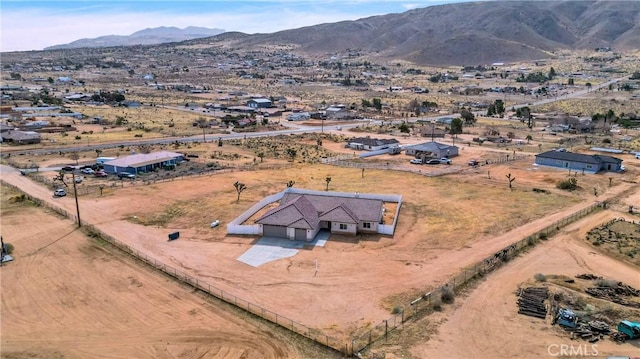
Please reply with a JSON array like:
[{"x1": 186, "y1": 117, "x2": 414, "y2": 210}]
[
  {"x1": 532, "y1": 188, "x2": 549, "y2": 194},
  {"x1": 592, "y1": 240, "x2": 601, "y2": 246},
  {"x1": 534, "y1": 273, "x2": 547, "y2": 282},
  {"x1": 440, "y1": 287, "x2": 455, "y2": 304},
  {"x1": 539, "y1": 232, "x2": 548, "y2": 240},
  {"x1": 431, "y1": 297, "x2": 442, "y2": 311},
  {"x1": 596, "y1": 279, "x2": 619, "y2": 288},
  {"x1": 602, "y1": 138, "x2": 611, "y2": 144},
  {"x1": 3, "y1": 243, "x2": 14, "y2": 254},
  {"x1": 527, "y1": 236, "x2": 536, "y2": 246},
  {"x1": 391, "y1": 306, "x2": 402, "y2": 314},
  {"x1": 557, "y1": 177, "x2": 578, "y2": 191},
  {"x1": 74, "y1": 135, "x2": 81, "y2": 140},
  {"x1": 8, "y1": 194, "x2": 26, "y2": 203}
]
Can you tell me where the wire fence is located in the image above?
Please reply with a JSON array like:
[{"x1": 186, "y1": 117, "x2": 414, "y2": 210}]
[
  {"x1": 0, "y1": 178, "x2": 603, "y2": 357},
  {"x1": 350, "y1": 200, "x2": 603, "y2": 355},
  {"x1": 20, "y1": 162, "x2": 295, "y2": 196},
  {"x1": 322, "y1": 154, "x2": 530, "y2": 178}
]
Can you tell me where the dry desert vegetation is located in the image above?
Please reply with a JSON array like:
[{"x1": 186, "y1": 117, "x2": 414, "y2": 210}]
[{"x1": 1, "y1": 40, "x2": 639, "y2": 359}]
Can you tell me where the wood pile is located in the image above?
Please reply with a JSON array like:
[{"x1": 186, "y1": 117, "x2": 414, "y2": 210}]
[
  {"x1": 566, "y1": 320, "x2": 611, "y2": 343},
  {"x1": 576, "y1": 273, "x2": 601, "y2": 280},
  {"x1": 585, "y1": 282, "x2": 640, "y2": 308},
  {"x1": 517, "y1": 287, "x2": 548, "y2": 319}
]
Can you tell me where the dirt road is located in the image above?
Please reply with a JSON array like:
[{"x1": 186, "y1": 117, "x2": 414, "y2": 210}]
[{"x1": 413, "y1": 209, "x2": 640, "y2": 359}]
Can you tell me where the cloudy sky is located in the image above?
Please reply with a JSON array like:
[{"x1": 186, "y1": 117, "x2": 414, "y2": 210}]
[{"x1": 1, "y1": 0, "x2": 481, "y2": 52}]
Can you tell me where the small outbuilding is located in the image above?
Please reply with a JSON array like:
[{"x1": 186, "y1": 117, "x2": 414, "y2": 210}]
[{"x1": 347, "y1": 137, "x2": 400, "y2": 151}]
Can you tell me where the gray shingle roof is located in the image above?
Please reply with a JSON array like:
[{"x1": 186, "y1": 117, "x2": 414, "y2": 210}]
[
  {"x1": 256, "y1": 194, "x2": 383, "y2": 229},
  {"x1": 536, "y1": 150, "x2": 621, "y2": 164}
]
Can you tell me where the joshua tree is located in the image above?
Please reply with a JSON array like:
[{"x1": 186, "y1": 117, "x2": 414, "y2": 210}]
[
  {"x1": 54, "y1": 170, "x2": 68, "y2": 188},
  {"x1": 70, "y1": 152, "x2": 80, "y2": 165},
  {"x1": 286, "y1": 180, "x2": 295, "y2": 188},
  {"x1": 218, "y1": 137, "x2": 223, "y2": 147},
  {"x1": 325, "y1": 176, "x2": 332, "y2": 191},
  {"x1": 525, "y1": 135, "x2": 533, "y2": 144},
  {"x1": 95, "y1": 149, "x2": 103, "y2": 157},
  {"x1": 233, "y1": 181, "x2": 246, "y2": 202},
  {"x1": 257, "y1": 151, "x2": 265, "y2": 163},
  {"x1": 506, "y1": 173, "x2": 515, "y2": 190}
]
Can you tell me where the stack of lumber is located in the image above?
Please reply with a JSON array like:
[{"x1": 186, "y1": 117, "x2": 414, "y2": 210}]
[{"x1": 517, "y1": 287, "x2": 548, "y2": 319}]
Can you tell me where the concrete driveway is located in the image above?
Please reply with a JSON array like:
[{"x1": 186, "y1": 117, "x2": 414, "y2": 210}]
[{"x1": 237, "y1": 231, "x2": 329, "y2": 267}]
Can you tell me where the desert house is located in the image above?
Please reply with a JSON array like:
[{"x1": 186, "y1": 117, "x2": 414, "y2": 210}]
[
  {"x1": 256, "y1": 193, "x2": 385, "y2": 241},
  {"x1": 247, "y1": 98, "x2": 272, "y2": 108},
  {"x1": 102, "y1": 151, "x2": 185, "y2": 175},
  {"x1": 405, "y1": 141, "x2": 459, "y2": 158},
  {"x1": 347, "y1": 137, "x2": 400, "y2": 151},
  {"x1": 0, "y1": 130, "x2": 41, "y2": 145},
  {"x1": 534, "y1": 150, "x2": 623, "y2": 173}
]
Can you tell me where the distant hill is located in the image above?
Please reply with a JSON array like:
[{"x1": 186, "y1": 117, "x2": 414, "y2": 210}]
[
  {"x1": 202, "y1": 0, "x2": 640, "y2": 66},
  {"x1": 45, "y1": 26, "x2": 225, "y2": 50}
]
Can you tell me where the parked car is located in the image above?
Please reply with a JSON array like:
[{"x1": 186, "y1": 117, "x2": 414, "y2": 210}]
[
  {"x1": 81, "y1": 168, "x2": 95, "y2": 174},
  {"x1": 117, "y1": 172, "x2": 136, "y2": 179},
  {"x1": 54, "y1": 189, "x2": 67, "y2": 197},
  {"x1": 410, "y1": 158, "x2": 423, "y2": 164},
  {"x1": 62, "y1": 165, "x2": 76, "y2": 172},
  {"x1": 94, "y1": 171, "x2": 108, "y2": 177},
  {"x1": 425, "y1": 159, "x2": 441, "y2": 165},
  {"x1": 439, "y1": 158, "x2": 452, "y2": 164},
  {"x1": 74, "y1": 176, "x2": 84, "y2": 183},
  {"x1": 468, "y1": 159, "x2": 479, "y2": 166}
]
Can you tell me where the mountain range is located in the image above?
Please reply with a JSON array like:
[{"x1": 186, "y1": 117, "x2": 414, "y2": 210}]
[
  {"x1": 45, "y1": 1, "x2": 640, "y2": 66},
  {"x1": 44, "y1": 26, "x2": 225, "y2": 50}
]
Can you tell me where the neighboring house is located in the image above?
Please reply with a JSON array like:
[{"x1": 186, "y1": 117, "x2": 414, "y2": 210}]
[
  {"x1": 247, "y1": 98, "x2": 272, "y2": 108},
  {"x1": 1, "y1": 130, "x2": 41, "y2": 145},
  {"x1": 405, "y1": 142, "x2": 459, "y2": 158},
  {"x1": 418, "y1": 127, "x2": 446, "y2": 138},
  {"x1": 102, "y1": 151, "x2": 184, "y2": 174},
  {"x1": 325, "y1": 105, "x2": 352, "y2": 120},
  {"x1": 256, "y1": 193, "x2": 384, "y2": 241},
  {"x1": 347, "y1": 137, "x2": 399, "y2": 151},
  {"x1": 534, "y1": 150, "x2": 623, "y2": 173}
]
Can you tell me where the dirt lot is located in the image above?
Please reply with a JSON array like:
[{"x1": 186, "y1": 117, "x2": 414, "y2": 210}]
[
  {"x1": 1, "y1": 144, "x2": 634, "y2": 344},
  {"x1": 0, "y1": 185, "x2": 337, "y2": 359},
  {"x1": 405, "y1": 209, "x2": 640, "y2": 359}
]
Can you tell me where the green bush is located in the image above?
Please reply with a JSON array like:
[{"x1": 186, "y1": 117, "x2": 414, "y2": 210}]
[
  {"x1": 557, "y1": 177, "x2": 578, "y2": 191},
  {"x1": 441, "y1": 287, "x2": 455, "y2": 304},
  {"x1": 391, "y1": 306, "x2": 402, "y2": 314},
  {"x1": 534, "y1": 273, "x2": 547, "y2": 282},
  {"x1": 3, "y1": 243, "x2": 14, "y2": 254}
]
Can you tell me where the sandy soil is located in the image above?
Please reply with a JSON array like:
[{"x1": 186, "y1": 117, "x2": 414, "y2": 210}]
[
  {"x1": 0, "y1": 189, "x2": 336, "y2": 359},
  {"x1": 1, "y1": 159, "x2": 634, "y2": 344},
  {"x1": 411, "y1": 209, "x2": 640, "y2": 359}
]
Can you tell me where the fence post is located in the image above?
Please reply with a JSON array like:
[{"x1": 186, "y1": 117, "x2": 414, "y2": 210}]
[{"x1": 385, "y1": 319, "x2": 388, "y2": 339}]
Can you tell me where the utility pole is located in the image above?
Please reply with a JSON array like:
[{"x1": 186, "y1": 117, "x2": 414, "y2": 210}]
[{"x1": 71, "y1": 172, "x2": 81, "y2": 227}]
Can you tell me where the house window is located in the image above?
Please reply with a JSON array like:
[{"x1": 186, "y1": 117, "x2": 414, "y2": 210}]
[
  {"x1": 363, "y1": 222, "x2": 371, "y2": 229},
  {"x1": 586, "y1": 165, "x2": 593, "y2": 169},
  {"x1": 339, "y1": 224, "x2": 347, "y2": 230}
]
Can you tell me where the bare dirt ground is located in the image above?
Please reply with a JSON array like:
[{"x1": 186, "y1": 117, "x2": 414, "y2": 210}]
[
  {"x1": 407, "y1": 209, "x2": 640, "y2": 359},
  {"x1": 1, "y1": 153, "x2": 635, "y2": 344},
  {"x1": 0, "y1": 186, "x2": 337, "y2": 359}
]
